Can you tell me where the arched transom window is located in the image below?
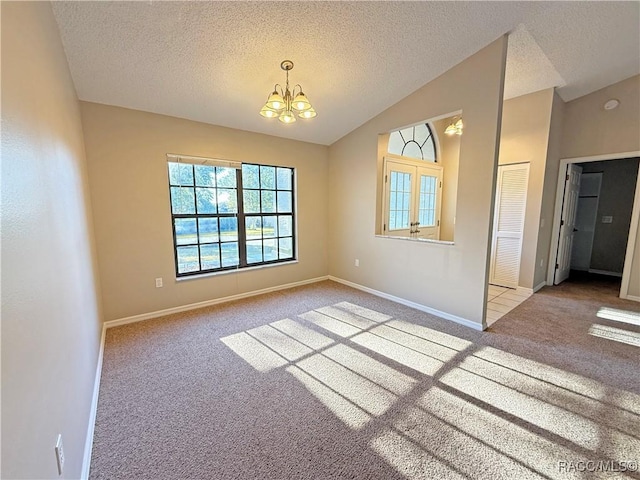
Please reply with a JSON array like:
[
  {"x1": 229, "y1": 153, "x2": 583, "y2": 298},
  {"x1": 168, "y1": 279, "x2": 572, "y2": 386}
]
[{"x1": 388, "y1": 123, "x2": 437, "y2": 161}]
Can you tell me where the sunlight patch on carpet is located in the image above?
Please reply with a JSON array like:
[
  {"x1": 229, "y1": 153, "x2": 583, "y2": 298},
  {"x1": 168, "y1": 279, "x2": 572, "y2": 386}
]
[
  {"x1": 286, "y1": 366, "x2": 371, "y2": 430},
  {"x1": 351, "y1": 331, "x2": 444, "y2": 376},
  {"x1": 589, "y1": 323, "x2": 640, "y2": 348},
  {"x1": 220, "y1": 331, "x2": 288, "y2": 372},
  {"x1": 596, "y1": 307, "x2": 640, "y2": 327}
]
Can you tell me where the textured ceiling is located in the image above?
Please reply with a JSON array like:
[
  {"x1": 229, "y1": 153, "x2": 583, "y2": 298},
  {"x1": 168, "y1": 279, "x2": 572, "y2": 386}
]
[{"x1": 52, "y1": 1, "x2": 640, "y2": 146}]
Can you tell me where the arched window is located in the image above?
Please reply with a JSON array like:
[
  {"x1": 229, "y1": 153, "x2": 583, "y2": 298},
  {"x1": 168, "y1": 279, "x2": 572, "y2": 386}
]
[{"x1": 388, "y1": 123, "x2": 437, "y2": 161}]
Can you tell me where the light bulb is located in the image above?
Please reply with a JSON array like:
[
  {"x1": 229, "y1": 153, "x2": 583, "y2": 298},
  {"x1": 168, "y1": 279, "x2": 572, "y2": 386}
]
[
  {"x1": 445, "y1": 123, "x2": 457, "y2": 135},
  {"x1": 279, "y1": 110, "x2": 296, "y2": 124},
  {"x1": 299, "y1": 107, "x2": 317, "y2": 119},
  {"x1": 292, "y1": 92, "x2": 311, "y2": 111},
  {"x1": 266, "y1": 90, "x2": 285, "y2": 111},
  {"x1": 259, "y1": 105, "x2": 279, "y2": 118}
]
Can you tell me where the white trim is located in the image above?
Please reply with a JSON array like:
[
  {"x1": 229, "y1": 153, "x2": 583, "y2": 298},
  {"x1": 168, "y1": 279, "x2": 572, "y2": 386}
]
[
  {"x1": 166, "y1": 153, "x2": 241, "y2": 169},
  {"x1": 516, "y1": 286, "x2": 533, "y2": 296},
  {"x1": 621, "y1": 166, "x2": 640, "y2": 299},
  {"x1": 175, "y1": 260, "x2": 299, "y2": 282},
  {"x1": 533, "y1": 281, "x2": 546, "y2": 293},
  {"x1": 328, "y1": 276, "x2": 483, "y2": 331},
  {"x1": 547, "y1": 151, "x2": 640, "y2": 295},
  {"x1": 624, "y1": 294, "x2": 640, "y2": 302},
  {"x1": 588, "y1": 269, "x2": 622, "y2": 278},
  {"x1": 81, "y1": 325, "x2": 106, "y2": 480},
  {"x1": 105, "y1": 276, "x2": 329, "y2": 328}
]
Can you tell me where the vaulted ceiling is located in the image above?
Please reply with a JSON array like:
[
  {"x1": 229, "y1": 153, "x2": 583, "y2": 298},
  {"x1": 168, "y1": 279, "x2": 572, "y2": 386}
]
[{"x1": 52, "y1": 1, "x2": 640, "y2": 145}]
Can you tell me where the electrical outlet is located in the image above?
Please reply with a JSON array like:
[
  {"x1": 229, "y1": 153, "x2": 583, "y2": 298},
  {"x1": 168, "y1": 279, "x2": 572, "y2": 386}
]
[
  {"x1": 354, "y1": 259, "x2": 360, "y2": 267},
  {"x1": 155, "y1": 277, "x2": 163, "y2": 288},
  {"x1": 55, "y1": 434, "x2": 64, "y2": 475}
]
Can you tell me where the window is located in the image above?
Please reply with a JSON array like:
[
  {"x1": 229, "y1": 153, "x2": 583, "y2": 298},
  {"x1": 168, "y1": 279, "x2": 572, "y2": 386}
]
[
  {"x1": 168, "y1": 158, "x2": 295, "y2": 277},
  {"x1": 387, "y1": 123, "x2": 436, "y2": 161}
]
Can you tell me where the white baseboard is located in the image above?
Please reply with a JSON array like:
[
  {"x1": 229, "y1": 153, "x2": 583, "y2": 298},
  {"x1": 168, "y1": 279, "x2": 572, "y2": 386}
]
[
  {"x1": 81, "y1": 325, "x2": 106, "y2": 480},
  {"x1": 533, "y1": 282, "x2": 546, "y2": 293},
  {"x1": 588, "y1": 269, "x2": 622, "y2": 277},
  {"x1": 516, "y1": 286, "x2": 534, "y2": 296},
  {"x1": 328, "y1": 276, "x2": 483, "y2": 331},
  {"x1": 623, "y1": 294, "x2": 640, "y2": 302},
  {"x1": 105, "y1": 276, "x2": 330, "y2": 329}
]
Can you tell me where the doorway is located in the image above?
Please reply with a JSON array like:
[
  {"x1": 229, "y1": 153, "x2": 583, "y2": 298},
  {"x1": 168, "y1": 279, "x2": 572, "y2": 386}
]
[{"x1": 549, "y1": 153, "x2": 640, "y2": 299}]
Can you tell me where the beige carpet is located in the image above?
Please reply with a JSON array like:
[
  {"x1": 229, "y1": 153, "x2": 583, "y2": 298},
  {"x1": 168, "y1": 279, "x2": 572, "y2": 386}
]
[{"x1": 90, "y1": 279, "x2": 640, "y2": 479}]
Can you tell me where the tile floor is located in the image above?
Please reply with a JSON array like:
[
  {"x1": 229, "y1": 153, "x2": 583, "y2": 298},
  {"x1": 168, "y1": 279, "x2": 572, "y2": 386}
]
[{"x1": 486, "y1": 284, "x2": 532, "y2": 326}]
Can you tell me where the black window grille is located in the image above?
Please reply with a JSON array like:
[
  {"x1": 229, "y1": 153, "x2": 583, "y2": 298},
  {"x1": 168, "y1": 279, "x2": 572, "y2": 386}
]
[{"x1": 168, "y1": 161, "x2": 296, "y2": 277}]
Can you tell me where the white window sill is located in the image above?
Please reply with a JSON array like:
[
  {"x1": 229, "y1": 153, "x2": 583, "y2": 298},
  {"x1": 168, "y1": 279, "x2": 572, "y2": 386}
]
[
  {"x1": 375, "y1": 234, "x2": 454, "y2": 246},
  {"x1": 176, "y1": 259, "x2": 299, "y2": 282}
]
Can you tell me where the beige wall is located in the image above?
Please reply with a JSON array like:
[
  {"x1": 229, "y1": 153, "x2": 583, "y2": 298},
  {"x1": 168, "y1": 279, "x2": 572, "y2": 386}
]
[
  {"x1": 561, "y1": 75, "x2": 640, "y2": 159},
  {"x1": 560, "y1": 75, "x2": 640, "y2": 296},
  {"x1": 537, "y1": 92, "x2": 566, "y2": 288},
  {"x1": 328, "y1": 37, "x2": 508, "y2": 327},
  {"x1": 497, "y1": 89, "x2": 554, "y2": 289},
  {"x1": 81, "y1": 102, "x2": 329, "y2": 321},
  {"x1": 1, "y1": 2, "x2": 102, "y2": 479}
]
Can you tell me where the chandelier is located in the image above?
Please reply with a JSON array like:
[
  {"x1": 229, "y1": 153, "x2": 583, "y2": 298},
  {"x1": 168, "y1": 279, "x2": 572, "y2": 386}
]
[{"x1": 259, "y1": 60, "x2": 316, "y2": 124}]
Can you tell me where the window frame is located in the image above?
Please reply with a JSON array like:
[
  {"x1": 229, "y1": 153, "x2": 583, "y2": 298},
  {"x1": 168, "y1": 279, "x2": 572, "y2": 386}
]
[{"x1": 168, "y1": 161, "x2": 296, "y2": 278}]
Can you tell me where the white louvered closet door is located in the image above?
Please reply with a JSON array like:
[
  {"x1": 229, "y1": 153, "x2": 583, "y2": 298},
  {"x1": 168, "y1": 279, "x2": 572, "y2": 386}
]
[{"x1": 490, "y1": 163, "x2": 530, "y2": 288}]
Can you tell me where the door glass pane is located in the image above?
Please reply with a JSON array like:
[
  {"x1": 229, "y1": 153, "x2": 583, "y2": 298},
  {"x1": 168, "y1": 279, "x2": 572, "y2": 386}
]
[
  {"x1": 200, "y1": 244, "x2": 221, "y2": 270},
  {"x1": 177, "y1": 246, "x2": 199, "y2": 273},
  {"x1": 221, "y1": 242, "x2": 239, "y2": 267},
  {"x1": 198, "y1": 218, "x2": 219, "y2": 243},
  {"x1": 419, "y1": 175, "x2": 437, "y2": 227},
  {"x1": 388, "y1": 171, "x2": 411, "y2": 230},
  {"x1": 174, "y1": 218, "x2": 197, "y2": 245},
  {"x1": 246, "y1": 240, "x2": 263, "y2": 264}
]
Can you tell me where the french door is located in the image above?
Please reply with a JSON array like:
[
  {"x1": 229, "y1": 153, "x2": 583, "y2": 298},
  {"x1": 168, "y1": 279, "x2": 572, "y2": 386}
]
[{"x1": 383, "y1": 156, "x2": 443, "y2": 240}]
